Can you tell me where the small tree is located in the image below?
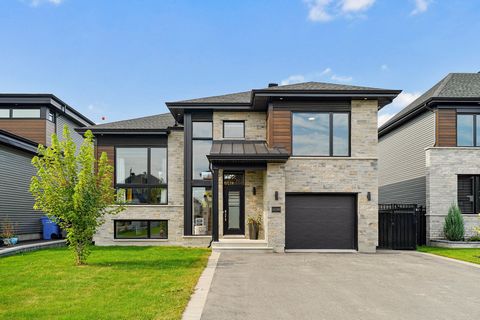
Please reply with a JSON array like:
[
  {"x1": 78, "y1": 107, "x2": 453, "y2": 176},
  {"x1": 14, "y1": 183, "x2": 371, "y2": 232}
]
[
  {"x1": 30, "y1": 126, "x2": 124, "y2": 265},
  {"x1": 443, "y1": 203, "x2": 464, "y2": 241}
]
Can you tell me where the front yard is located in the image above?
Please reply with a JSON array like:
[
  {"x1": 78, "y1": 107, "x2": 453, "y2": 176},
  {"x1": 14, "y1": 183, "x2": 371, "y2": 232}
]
[
  {"x1": 0, "y1": 246, "x2": 210, "y2": 320},
  {"x1": 418, "y1": 246, "x2": 480, "y2": 265}
]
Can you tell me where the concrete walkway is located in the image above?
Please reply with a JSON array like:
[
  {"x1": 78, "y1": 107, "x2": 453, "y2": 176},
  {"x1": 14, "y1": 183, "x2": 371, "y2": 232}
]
[
  {"x1": 0, "y1": 239, "x2": 66, "y2": 257},
  {"x1": 201, "y1": 251, "x2": 480, "y2": 320}
]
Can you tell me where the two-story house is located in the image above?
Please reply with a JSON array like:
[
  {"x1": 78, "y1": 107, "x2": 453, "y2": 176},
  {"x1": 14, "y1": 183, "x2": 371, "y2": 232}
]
[
  {"x1": 0, "y1": 94, "x2": 94, "y2": 241},
  {"x1": 379, "y1": 73, "x2": 480, "y2": 242},
  {"x1": 80, "y1": 82, "x2": 400, "y2": 252}
]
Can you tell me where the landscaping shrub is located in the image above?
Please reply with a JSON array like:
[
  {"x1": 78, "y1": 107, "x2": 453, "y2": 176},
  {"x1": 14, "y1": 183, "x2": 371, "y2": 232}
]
[{"x1": 443, "y1": 204, "x2": 465, "y2": 241}]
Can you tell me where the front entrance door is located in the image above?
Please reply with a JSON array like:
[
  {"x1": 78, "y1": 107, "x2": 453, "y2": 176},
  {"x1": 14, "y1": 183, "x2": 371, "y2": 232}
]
[{"x1": 223, "y1": 172, "x2": 245, "y2": 235}]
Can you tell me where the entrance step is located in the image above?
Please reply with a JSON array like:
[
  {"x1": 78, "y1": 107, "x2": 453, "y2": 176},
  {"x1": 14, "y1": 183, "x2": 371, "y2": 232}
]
[{"x1": 212, "y1": 239, "x2": 273, "y2": 252}]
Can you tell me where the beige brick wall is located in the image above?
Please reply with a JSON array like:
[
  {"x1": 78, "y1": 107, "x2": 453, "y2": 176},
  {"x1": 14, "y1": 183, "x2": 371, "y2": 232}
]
[
  {"x1": 264, "y1": 163, "x2": 286, "y2": 252},
  {"x1": 213, "y1": 111, "x2": 266, "y2": 140},
  {"x1": 94, "y1": 130, "x2": 210, "y2": 247},
  {"x1": 245, "y1": 171, "x2": 265, "y2": 239},
  {"x1": 426, "y1": 147, "x2": 480, "y2": 240}
]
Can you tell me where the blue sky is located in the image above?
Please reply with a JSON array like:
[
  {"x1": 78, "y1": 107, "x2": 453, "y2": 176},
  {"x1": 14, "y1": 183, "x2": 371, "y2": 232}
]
[{"x1": 1, "y1": 0, "x2": 479, "y2": 125}]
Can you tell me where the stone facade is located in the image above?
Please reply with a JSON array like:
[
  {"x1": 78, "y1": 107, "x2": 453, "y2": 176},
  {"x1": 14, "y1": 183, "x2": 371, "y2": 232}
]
[
  {"x1": 426, "y1": 147, "x2": 480, "y2": 240},
  {"x1": 213, "y1": 111, "x2": 266, "y2": 140},
  {"x1": 94, "y1": 130, "x2": 209, "y2": 247},
  {"x1": 264, "y1": 163, "x2": 286, "y2": 252}
]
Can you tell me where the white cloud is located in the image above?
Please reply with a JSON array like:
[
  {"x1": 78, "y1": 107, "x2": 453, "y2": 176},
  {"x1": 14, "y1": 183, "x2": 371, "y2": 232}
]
[
  {"x1": 26, "y1": 0, "x2": 63, "y2": 7},
  {"x1": 281, "y1": 75, "x2": 306, "y2": 86},
  {"x1": 304, "y1": 0, "x2": 376, "y2": 22},
  {"x1": 411, "y1": 0, "x2": 432, "y2": 15},
  {"x1": 341, "y1": 0, "x2": 375, "y2": 12},
  {"x1": 281, "y1": 67, "x2": 351, "y2": 85},
  {"x1": 330, "y1": 74, "x2": 353, "y2": 82},
  {"x1": 381, "y1": 64, "x2": 389, "y2": 71},
  {"x1": 378, "y1": 91, "x2": 422, "y2": 127}
]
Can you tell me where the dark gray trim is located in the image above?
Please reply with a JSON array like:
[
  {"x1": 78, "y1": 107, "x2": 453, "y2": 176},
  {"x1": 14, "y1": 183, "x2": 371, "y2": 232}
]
[
  {"x1": 184, "y1": 112, "x2": 193, "y2": 236},
  {"x1": 0, "y1": 130, "x2": 38, "y2": 154},
  {"x1": 0, "y1": 94, "x2": 94, "y2": 126},
  {"x1": 212, "y1": 169, "x2": 219, "y2": 242},
  {"x1": 97, "y1": 134, "x2": 167, "y2": 147}
]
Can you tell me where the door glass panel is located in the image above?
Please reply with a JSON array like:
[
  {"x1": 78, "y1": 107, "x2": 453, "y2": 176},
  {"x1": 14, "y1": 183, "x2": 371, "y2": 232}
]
[
  {"x1": 228, "y1": 191, "x2": 240, "y2": 229},
  {"x1": 223, "y1": 173, "x2": 244, "y2": 185}
]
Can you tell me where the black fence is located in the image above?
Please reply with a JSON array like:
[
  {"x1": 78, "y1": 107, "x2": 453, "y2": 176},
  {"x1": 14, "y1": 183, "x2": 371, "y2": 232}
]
[{"x1": 378, "y1": 204, "x2": 426, "y2": 250}]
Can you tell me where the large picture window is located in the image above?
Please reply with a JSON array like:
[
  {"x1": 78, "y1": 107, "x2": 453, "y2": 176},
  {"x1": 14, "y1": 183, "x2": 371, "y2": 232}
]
[
  {"x1": 192, "y1": 187, "x2": 212, "y2": 235},
  {"x1": 114, "y1": 220, "x2": 168, "y2": 239},
  {"x1": 192, "y1": 121, "x2": 212, "y2": 180},
  {"x1": 115, "y1": 147, "x2": 167, "y2": 204},
  {"x1": 457, "y1": 114, "x2": 480, "y2": 147},
  {"x1": 292, "y1": 112, "x2": 350, "y2": 156}
]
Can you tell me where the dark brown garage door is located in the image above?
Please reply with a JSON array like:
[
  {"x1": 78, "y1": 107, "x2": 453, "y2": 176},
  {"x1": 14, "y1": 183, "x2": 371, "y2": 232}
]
[{"x1": 285, "y1": 194, "x2": 357, "y2": 250}]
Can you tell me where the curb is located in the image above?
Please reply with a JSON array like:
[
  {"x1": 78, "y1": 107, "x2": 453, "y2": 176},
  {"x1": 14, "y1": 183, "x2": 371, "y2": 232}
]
[
  {"x1": 0, "y1": 240, "x2": 66, "y2": 257},
  {"x1": 413, "y1": 251, "x2": 480, "y2": 269},
  {"x1": 182, "y1": 251, "x2": 220, "y2": 320}
]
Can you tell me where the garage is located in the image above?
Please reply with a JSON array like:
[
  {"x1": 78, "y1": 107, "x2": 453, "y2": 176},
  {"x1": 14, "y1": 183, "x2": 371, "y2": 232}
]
[{"x1": 285, "y1": 194, "x2": 357, "y2": 250}]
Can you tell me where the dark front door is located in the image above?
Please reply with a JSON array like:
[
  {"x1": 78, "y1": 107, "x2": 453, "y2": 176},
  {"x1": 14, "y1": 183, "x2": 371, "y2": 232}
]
[
  {"x1": 285, "y1": 194, "x2": 357, "y2": 250},
  {"x1": 223, "y1": 185, "x2": 244, "y2": 235}
]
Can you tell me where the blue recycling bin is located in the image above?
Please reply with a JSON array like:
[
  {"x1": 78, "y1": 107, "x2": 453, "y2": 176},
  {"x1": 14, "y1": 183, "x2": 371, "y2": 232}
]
[{"x1": 40, "y1": 217, "x2": 60, "y2": 240}]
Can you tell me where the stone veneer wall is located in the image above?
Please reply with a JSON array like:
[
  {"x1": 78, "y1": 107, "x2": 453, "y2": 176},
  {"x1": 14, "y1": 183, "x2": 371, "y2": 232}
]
[
  {"x1": 217, "y1": 169, "x2": 265, "y2": 239},
  {"x1": 425, "y1": 147, "x2": 480, "y2": 240},
  {"x1": 94, "y1": 130, "x2": 210, "y2": 247},
  {"x1": 268, "y1": 100, "x2": 380, "y2": 252},
  {"x1": 213, "y1": 111, "x2": 266, "y2": 140}
]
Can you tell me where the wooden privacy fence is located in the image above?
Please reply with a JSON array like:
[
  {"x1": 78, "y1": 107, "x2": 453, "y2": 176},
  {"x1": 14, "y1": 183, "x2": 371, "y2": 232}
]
[{"x1": 378, "y1": 204, "x2": 426, "y2": 250}]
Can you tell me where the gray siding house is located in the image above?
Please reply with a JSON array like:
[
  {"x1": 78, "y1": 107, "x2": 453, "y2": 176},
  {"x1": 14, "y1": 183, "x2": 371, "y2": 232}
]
[
  {"x1": 0, "y1": 94, "x2": 94, "y2": 241},
  {"x1": 379, "y1": 73, "x2": 480, "y2": 241},
  {"x1": 79, "y1": 81, "x2": 400, "y2": 253}
]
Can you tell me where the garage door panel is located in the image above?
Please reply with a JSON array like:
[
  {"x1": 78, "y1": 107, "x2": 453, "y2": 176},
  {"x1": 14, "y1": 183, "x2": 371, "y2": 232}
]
[{"x1": 286, "y1": 194, "x2": 356, "y2": 250}]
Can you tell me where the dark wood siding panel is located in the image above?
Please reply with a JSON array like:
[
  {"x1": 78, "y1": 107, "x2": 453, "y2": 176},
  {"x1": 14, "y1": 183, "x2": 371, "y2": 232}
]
[
  {"x1": 96, "y1": 145, "x2": 115, "y2": 167},
  {"x1": 0, "y1": 119, "x2": 46, "y2": 145},
  {"x1": 270, "y1": 110, "x2": 291, "y2": 153},
  {"x1": 436, "y1": 109, "x2": 456, "y2": 147}
]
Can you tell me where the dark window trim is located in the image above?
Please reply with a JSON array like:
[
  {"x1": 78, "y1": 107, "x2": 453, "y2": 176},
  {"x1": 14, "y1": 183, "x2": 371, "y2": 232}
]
[
  {"x1": 457, "y1": 174, "x2": 480, "y2": 215},
  {"x1": 456, "y1": 113, "x2": 480, "y2": 147},
  {"x1": 114, "y1": 220, "x2": 168, "y2": 239},
  {"x1": 114, "y1": 146, "x2": 168, "y2": 205},
  {"x1": 223, "y1": 120, "x2": 245, "y2": 139},
  {"x1": 291, "y1": 111, "x2": 351, "y2": 157}
]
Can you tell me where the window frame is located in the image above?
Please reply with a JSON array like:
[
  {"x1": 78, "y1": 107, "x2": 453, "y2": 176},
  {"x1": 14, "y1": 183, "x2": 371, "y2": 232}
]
[
  {"x1": 456, "y1": 113, "x2": 480, "y2": 147},
  {"x1": 291, "y1": 111, "x2": 351, "y2": 157},
  {"x1": 223, "y1": 120, "x2": 245, "y2": 139},
  {"x1": 114, "y1": 146, "x2": 168, "y2": 205},
  {"x1": 191, "y1": 121, "x2": 213, "y2": 182},
  {"x1": 11, "y1": 108, "x2": 41, "y2": 119},
  {"x1": 114, "y1": 220, "x2": 168, "y2": 239},
  {"x1": 457, "y1": 174, "x2": 480, "y2": 215}
]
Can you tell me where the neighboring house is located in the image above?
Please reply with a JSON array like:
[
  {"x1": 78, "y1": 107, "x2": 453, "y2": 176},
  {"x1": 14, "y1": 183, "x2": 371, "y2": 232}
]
[
  {"x1": 79, "y1": 82, "x2": 400, "y2": 252},
  {"x1": 0, "y1": 94, "x2": 94, "y2": 240},
  {"x1": 379, "y1": 73, "x2": 480, "y2": 241}
]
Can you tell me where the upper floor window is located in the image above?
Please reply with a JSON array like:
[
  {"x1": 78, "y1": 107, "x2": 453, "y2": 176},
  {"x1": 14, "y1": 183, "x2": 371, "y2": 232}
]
[
  {"x1": 223, "y1": 121, "x2": 245, "y2": 139},
  {"x1": 192, "y1": 121, "x2": 212, "y2": 180},
  {"x1": 292, "y1": 112, "x2": 350, "y2": 156},
  {"x1": 47, "y1": 110, "x2": 55, "y2": 122},
  {"x1": 457, "y1": 114, "x2": 480, "y2": 147},
  {"x1": 12, "y1": 109, "x2": 40, "y2": 118},
  {"x1": 0, "y1": 109, "x2": 9, "y2": 118},
  {"x1": 115, "y1": 147, "x2": 167, "y2": 205}
]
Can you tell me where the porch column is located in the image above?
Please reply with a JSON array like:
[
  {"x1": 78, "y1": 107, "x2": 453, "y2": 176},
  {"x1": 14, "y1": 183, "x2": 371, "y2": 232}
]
[{"x1": 212, "y1": 168, "x2": 219, "y2": 242}]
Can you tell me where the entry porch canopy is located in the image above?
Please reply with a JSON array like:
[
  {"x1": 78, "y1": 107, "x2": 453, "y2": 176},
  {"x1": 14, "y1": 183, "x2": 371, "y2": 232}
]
[
  {"x1": 207, "y1": 140, "x2": 289, "y2": 170},
  {"x1": 207, "y1": 140, "x2": 289, "y2": 241}
]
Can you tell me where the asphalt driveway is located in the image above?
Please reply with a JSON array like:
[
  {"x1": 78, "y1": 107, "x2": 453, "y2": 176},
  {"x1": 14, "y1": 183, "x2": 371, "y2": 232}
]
[{"x1": 201, "y1": 251, "x2": 480, "y2": 320}]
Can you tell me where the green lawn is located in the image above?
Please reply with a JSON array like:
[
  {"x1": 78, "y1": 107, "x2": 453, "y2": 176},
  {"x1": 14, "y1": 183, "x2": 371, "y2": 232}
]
[
  {"x1": 0, "y1": 246, "x2": 210, "y2": 320},
  {"x1": 417, "y1": 246, "x2": 480, "y2": 265}
]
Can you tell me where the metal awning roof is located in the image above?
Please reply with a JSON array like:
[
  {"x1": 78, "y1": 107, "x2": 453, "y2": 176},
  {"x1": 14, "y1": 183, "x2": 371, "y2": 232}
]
[{"x1": 207, "y1": 140, "x2": 289, "y2": 166}]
